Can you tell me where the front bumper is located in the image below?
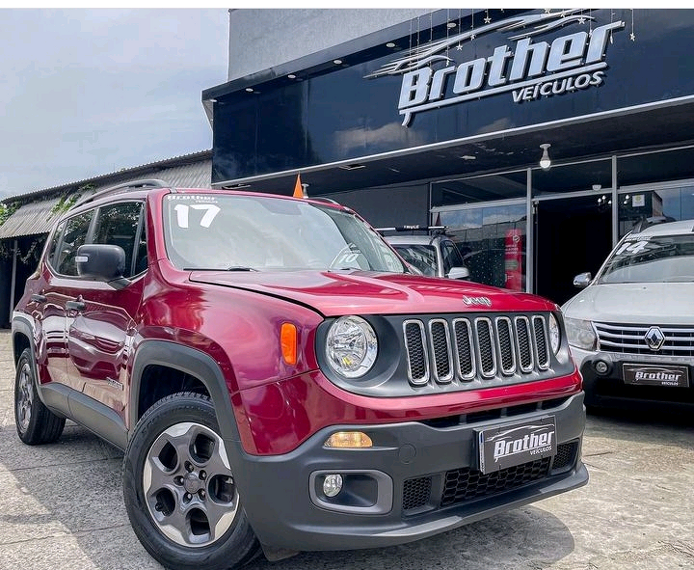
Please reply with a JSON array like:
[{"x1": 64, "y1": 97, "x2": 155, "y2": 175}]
[
  {"x1": 571, "y1": 346, "x2": 694, "y2": 410},
  {"x1": 228, "y1": 393, "x2": 587, "y2": 552}
]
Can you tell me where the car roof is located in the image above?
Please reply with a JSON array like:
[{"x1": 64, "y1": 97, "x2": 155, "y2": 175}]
[{"x1": 628, "y1": 219, "x2": 694, "y2": 238}]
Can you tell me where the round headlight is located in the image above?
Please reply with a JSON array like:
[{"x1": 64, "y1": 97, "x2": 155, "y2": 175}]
[
  {"x1": 325, "y1": 316, "x2": 378, "y2": 378},
  {"x1": 549, "y1": 313, "x2": 561, "y2": 354}
]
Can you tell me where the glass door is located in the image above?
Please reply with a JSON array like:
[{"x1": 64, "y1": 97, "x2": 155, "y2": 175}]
[{"x1": 533, "y1": 195, "x2": 613, "y2": 306}]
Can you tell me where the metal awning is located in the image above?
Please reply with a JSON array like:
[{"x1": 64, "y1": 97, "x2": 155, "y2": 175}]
[{"x1": 0, "y1": 197, "x2": 62, "y2": 239}]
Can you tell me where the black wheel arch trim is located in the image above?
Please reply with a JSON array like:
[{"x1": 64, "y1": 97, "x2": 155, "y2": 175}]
[
  {"x1": 129, "y1": 340, "x2": 242, "y2": 444},
  {"x1": 11, "y1": 315, "x2": 43, "y2": 401},
  {"x1": 11, "y1": 315, "x2": 36, "y2": 364}
]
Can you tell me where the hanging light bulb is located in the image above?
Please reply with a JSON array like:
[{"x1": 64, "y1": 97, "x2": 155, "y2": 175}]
[{"x1": 539, "y1": 144, "x2": 552, "y2": 170}]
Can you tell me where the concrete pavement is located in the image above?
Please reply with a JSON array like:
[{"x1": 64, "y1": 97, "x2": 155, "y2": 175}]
[{"x1": 1, "y1": 329, "x2": 693, "y2": 570}]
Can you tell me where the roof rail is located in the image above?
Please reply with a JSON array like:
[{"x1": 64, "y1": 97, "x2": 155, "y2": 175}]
[
  {"x1": 630, "y1": 215, "x2": 676, "y2": 233},
  {"x1": 376, "y1": 225, "x2": 447, "y2": 235},
  {"x1": 308, "y1": 197, "x2": 342, "y2": 206},
  {"x1": 70, "y1": 178, "x2": 170, "y2": 209}
]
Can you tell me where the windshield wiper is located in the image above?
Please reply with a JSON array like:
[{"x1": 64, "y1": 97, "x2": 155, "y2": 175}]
[{"x1": 183, "y1": 266, "x2": 258, "y2": 271}]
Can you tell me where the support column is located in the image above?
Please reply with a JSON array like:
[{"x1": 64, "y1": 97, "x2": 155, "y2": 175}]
[{"x1": 9, "y1": 239, "x2": 17, "y2": 324}]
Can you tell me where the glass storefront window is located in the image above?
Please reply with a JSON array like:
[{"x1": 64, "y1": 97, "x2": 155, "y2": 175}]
[
  {"x1": 532, "y1": 158, "x2": 612, "y2": 197},
  {"x1": 431, "y1": 172, "x2": 526, "y2": 208},
  {"x1": 435, "y1": 203, "x2": 526, "y2": 290},
  {"x1": 618, "y1": 183, "x2": 694, "y2": 237},
  {"x1": 618, "y1": 147, "x2": 694, "y2": 188}
]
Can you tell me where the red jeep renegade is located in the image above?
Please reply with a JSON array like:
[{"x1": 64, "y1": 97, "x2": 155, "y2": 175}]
[{"x1": 12, "y1": 180, "x2": 588, "y2": 570}]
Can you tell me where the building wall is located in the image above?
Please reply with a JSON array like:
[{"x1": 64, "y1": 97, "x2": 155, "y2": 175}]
[{"x1": 227, "y1": 9, "x2": 432, "y2": 81}]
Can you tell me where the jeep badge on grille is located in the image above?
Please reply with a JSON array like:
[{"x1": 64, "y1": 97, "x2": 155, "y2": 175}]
[{"x1": 463, "y1": 295, "x2": 492, "y2": 307}]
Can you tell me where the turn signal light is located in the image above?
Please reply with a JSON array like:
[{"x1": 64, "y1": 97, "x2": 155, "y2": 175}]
[
  {"x1": 280, "y1": 322, "x2": 297, "y2": 365},
  {"x1": 324, "y1": 431, "x2": 373, "y2": 448}
]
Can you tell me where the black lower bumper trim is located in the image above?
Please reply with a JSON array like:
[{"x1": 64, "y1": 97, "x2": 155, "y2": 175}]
[{"x1": 227, "y1": 393, "x2": 587, "y2": 552}]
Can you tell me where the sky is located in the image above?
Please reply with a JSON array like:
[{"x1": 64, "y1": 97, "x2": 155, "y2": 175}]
[{"x1": 0, "y1": 8, "x2": 229, "y2": 199}]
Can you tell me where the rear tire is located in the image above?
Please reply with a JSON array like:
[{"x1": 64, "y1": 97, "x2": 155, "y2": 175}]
[
  {"x1": 123, "y1": 392, "x2": 260, "y2": 570},
  {"x1": 14, "y1": 348, "x2": 65, "y2": 445}
]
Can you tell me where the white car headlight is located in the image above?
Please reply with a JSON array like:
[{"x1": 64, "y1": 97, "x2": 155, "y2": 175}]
[
  {"x1": 325, "y1": 316, "x2": 378, "y2": 378},
  {"x1": 564, "y1": 317, "x2": 597, "y2": 351},
  {"x1": 549, "y1": 313, "x2": 561, "y2": 355}
]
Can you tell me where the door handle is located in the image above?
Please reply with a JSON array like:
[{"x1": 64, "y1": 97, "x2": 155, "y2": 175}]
[
  {"x1": 66, "y1": 300, "x2": 86, "y2": 312},
  {"x1": 31, "y1": 294, "x2": 47, "y2": 304}
]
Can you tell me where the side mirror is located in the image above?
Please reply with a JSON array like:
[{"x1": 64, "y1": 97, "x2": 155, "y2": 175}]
[
  {"x1": 573, "y1": 272, "x2": 592, "y2": 289},
  {"x1": 76, "y1": 244, "x2": 126, "y2": 284},
  {"x1": 447, "y1": 266, "x2": 470, "y2": 280}
]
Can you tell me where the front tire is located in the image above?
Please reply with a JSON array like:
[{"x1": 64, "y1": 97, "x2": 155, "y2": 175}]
[
  {"x1": 123, "y1": 392, "x2": 260, "y2": 570},
  {"x1": 14, "y1": 348, "x2": 65, "y2": 445}
]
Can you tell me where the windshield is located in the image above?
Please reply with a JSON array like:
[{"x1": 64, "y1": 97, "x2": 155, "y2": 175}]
[
  {"x1": 391, "y1": 244, "x2": 437, "y2": 276},
  {"x1": 163, "y1": 194, "x2": 405, "y2": 273},
  {"x1": 598, "y1": 234, "x2": 694, "y2": 284}
]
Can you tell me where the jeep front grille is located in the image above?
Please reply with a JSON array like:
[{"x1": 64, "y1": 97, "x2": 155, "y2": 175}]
[
  {"x1": 403, "y1": 314, "x2": 551, "y2": 386},
  {"x1": 595, "y1": 322, "x2": 694, "y2": 357}
]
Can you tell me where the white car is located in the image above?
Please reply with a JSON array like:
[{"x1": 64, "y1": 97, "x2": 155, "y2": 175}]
[{"x1": 562, "y1": 218, "x2": 694, "y2": 411}]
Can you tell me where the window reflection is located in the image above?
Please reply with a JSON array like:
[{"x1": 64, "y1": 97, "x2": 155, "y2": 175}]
[
  {"x1": 618, "y1": 184, "x2": 694, "y2": 237},
  {"x1": 436, "y1": 203, "x2": 526, "y2": 290}
]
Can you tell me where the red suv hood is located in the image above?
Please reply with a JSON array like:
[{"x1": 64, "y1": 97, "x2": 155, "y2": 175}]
[{"x1": 188, "y1": 270, "x2": 556, "y2": 316}]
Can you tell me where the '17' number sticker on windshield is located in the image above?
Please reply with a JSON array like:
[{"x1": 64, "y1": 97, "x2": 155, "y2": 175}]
[{"x1": 174, "y1": 204, "x2": 221, "y2": 229}]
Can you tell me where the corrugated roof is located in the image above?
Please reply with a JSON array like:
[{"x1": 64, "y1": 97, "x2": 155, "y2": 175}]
[
  {"x1": 0, "y1": 157, "x2": 212, "y2": 239},
  {"x1": 0, "y1": 197, "x2": 63, "y2": 239}
]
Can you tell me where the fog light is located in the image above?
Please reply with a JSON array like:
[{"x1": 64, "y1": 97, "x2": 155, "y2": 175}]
[
  {"x1": 323, "y1": 474, "x2": 343, "y2": 498},
  {"x1": 595, "y1": 360, "x2": 608, "y2": 374}
]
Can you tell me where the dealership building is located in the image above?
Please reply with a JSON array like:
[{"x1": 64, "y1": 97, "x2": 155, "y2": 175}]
[
  {"x1": 202, "y1": 8, "x2": 694, "y2": 305},
  {"x1": 2, "y1": 8, "x2": 694, "y2": 325}
]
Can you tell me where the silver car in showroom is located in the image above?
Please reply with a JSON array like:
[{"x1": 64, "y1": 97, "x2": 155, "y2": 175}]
[{"x1": 562, "y1": 218, "x2": 694, "y2": 411}]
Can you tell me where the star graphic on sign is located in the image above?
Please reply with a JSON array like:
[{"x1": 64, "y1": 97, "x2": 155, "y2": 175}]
[
  {"x1": 630, "y1": 32, "x2": 635, "y2": 41},
  {"x1": 578, "y1": 17, "x2": 586, "y2": 24},
  {"x1": 456, "y1": 44, "x2": 463, "y2": 50},
  {"x1": 544, "y1": 8, "x2": 551, "y2": 13},
  {"x1": 484, "y1": 16, "x2": 491, "y2": 24},
  {"x1": 471, "y1": 33, "x2": 476, "y2": 39}
]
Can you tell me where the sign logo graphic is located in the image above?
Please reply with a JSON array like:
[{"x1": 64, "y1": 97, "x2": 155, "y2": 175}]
[{"x1": 365, "y1": 10, "x2": 626, "y2": 126}]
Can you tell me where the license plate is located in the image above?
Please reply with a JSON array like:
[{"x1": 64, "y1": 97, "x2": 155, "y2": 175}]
[
  {"x1": 623, "y1": 364, "x2": 689, "y2": 387},
  {"x1": 477, "y1": 416, "x2": 556, "y2": 475}
]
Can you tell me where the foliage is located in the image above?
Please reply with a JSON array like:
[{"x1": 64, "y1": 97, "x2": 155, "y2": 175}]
[
  {"x1": 0, "y1": 236, "x2": 45, "y2": 264},
  {"x1": 0, "y1": 201, "x2": 19, "y2": 227},
  {"x1": 50, "y1": 183, "x2": 96, "y2": 216}
]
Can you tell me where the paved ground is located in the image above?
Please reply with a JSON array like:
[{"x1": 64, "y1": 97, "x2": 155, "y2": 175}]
[{"x1": 1, "y1": 329, "x2": 693, "y2": 570}]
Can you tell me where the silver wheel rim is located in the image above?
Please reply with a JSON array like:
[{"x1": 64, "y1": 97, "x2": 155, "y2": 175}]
[
  {"x1": 16, "y1": 361, "x2": 33, "y2": 433},
  {"x1": 143, "y1": 421, "x2": 239, "y2": 548}
]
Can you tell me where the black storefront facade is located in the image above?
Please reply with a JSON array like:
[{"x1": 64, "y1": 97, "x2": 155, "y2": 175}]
[{"x1": 203, "y1": 9, "x2": 694, "y2": 306}]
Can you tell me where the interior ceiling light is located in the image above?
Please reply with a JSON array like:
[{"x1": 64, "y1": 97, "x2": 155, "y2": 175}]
[
  {"x1": 447, "y1": 22, "x2": 457, "y2": 28},
  {"x1": 338, "y1": 163, "x2": 366, "y2": 171},
  {"x1": 539, "y1": 143, "x2": 552, "y2": 170},
  {"x1": 459, "y1": 155, "x2": 476, "y2": 160},
  {"x1": 287, "y1": 74, "x2": 296, "y2": 79},
  {"x1": 245, "y1": 87, "x2": 254, "y2": 93},
  {"x1": 386, "y1": 42, "x2": 396, "y2": 48},
  {"x1": 333, "y1": 59, "x2": 343, "y2": 65}
]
